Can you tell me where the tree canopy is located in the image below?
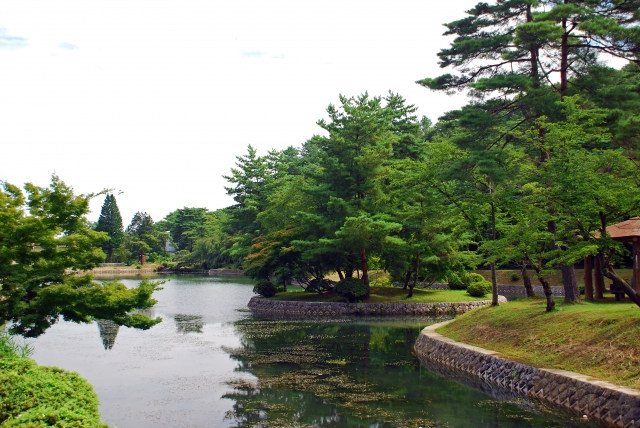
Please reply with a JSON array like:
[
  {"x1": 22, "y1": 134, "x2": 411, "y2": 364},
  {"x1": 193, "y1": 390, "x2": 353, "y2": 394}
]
[
  {"x1": 0, "y1": 176, "x2": 161, "y2": 337},
  {"x1": 17, "y1": 0, "x2": 633, "y2": 311},
  {"x1": 95, "y1": 193, "x2": 124, "y2": 263}
]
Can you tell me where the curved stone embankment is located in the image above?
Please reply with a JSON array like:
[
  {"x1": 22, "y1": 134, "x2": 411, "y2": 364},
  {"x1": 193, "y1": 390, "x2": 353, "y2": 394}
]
[
  {"x1": 414, "y1": 321, "x2": 640, "y2": 428},
  {"x1": 247, "y1": 296, "x2": 507, "y2": 317}
]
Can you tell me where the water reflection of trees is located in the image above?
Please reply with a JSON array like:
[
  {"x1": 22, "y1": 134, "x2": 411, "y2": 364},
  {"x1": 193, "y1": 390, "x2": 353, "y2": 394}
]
[
  {"x1": 174, "y1": 314, "x2": 203, "y2": 334},
  {"x1": 223, "y1": 320, "x2": 434, "y2": 427},
  {"x1": 96, "y1": 319, "x2": 120, "y2": 350},
  {"x1": 223, "y1": 319, "x2": 592, "y2": 428}
]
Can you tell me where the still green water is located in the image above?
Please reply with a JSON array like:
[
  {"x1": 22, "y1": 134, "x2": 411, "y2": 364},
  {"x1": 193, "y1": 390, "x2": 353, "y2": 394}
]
[
  {"x1": 28, "y1": 277, "x2": 599, "y2": 427},
  {"x1": 224, "y1": 317, "x2": 597, "y2": 427}
]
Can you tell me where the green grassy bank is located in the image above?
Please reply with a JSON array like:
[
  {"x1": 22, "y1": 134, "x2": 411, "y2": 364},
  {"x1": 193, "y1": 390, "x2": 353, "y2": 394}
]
[
  {"x1": 0, "y1": 335, "x2": 106, "y2": 427},
  {"x1": 436, "y1": 299, "x2": 640, "y2": 390},
  {"x1": 270, "y1": 286, "x2": 491, "y2": 303}
]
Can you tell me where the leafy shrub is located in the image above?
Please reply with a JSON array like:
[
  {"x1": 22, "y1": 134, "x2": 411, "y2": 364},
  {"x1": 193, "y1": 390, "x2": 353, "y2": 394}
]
[
  {"x1": 447, "y1": 273, "x2": 467, "y2": 290},
  {"x1": 0, "y1": 355, "x2": 106, "y2": 427},
  {"x1": 467, "y1": 280, "x2": 492, "y2": 297},
  {"x1": 463, "y1": 273, "x2": 486, "y2": 285},
  {"x1": 253, "y1": 280, "x2": 277, "y2": 298},
  {"x1": 510, "y1": 272, "x2": 520, "y2": 282},
  {"x1": 335, "y1": 278, "x2": 368, "y2": 303},
  {"x1": 305, "y1": 278, "x2": 333, "y2": 294},
  {"x1": 371, "y1": 275, "x2": 393, "y2": 288}
]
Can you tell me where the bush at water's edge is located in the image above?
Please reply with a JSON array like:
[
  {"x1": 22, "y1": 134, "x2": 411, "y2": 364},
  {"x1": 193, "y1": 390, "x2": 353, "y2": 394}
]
[{"x1": 0, "y1": 335, "x2": 107, "y2": 427}]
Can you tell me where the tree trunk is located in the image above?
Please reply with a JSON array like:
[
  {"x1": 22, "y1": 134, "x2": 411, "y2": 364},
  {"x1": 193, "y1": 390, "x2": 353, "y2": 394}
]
[
  {"x1": 560, "y1": 12, "x2": 569, "y2": 95},
  {"x1": 531, "y1": 261, "x2": 555, "y2": 311},
  {"x1": 584, "y1": 255, "x2": 594, "y2": 301},
  {"x1": 403, "y1": 271, "x2": 411, "y2": 290},
  {"x1": 491, "y1": 262, "x2": 498, "y2": 306},
  {"x1": 521, "y1": 261, "x2": 535, "y2": 297},
  {"x1": 408, "y1": 251, "x2": 420, "y2": 298},
  {"x1": 526, "y1": 4, "x2": 539, "y2": 82},
  {"x1": 594, "y1": 254, "x2": 605, "y2": 299},
  {"x1": 633, "y1": 241, "x2": 640, "y2": 293},
  {"x1": 489, "y1": 198, "x2": 499, "y2": 306},
  {"x1": 336, "y1": 268, "x2": 344, "y2": 281},
  {"x1": 562, "y1": 264, "x2": 580, "y2": 303},
  {"x1": 345, "y1": 267, "x2": 353, "y2": 279},
  {"x1": 360, "y1": 247, "x2": 369, "y2": 291},
  {"x1": 547, "y1": 220, "x2": 579, "y2": 303},
  {"x1": 540, "y1": 277, "x2": 556, "y2": 312},
  {"x1": 600, "y1": 256, "x2": 640, "y2": 307}
]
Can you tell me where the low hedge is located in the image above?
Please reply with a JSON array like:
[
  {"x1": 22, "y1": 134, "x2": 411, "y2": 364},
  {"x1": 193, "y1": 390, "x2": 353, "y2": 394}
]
[{"x1": 0, "y1": 339, "x2": 106, "y2": 427}]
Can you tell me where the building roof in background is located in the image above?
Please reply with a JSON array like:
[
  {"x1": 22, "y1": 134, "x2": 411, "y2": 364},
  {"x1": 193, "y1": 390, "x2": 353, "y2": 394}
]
[{"x1": 606, "y1": 217, "x2": 640, "y2": 241}]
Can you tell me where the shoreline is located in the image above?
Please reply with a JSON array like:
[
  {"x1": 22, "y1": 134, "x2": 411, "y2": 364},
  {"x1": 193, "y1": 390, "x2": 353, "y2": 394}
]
[
  {"x1": 414, "y1": 321, "x2": 640, "y2": 427},
  {"x1": 85, "y1": 268, "x2": 241, "y2": 277},
  {"x1": 248, "y1": 295, "x2": 508, "y2": 317}
]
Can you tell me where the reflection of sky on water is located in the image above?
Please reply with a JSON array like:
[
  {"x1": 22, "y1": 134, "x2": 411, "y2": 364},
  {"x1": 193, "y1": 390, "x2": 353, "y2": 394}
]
[{"x1": 29, "y1": 276, "x2": 256, "y2": 428}]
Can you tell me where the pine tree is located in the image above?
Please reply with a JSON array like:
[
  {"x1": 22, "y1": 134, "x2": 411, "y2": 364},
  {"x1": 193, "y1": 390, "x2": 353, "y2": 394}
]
[{"x1": 95, "y1": 194, "x2": 124, "y2": 263}]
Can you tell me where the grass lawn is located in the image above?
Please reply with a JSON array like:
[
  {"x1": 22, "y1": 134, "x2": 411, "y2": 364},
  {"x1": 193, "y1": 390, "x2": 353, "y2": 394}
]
[
  {"x1": 269, "y1": 286, "x2": 492, "y2": 303},
  {"x1": 437, "y1": 298, "x2": 640, "y2": 390}
]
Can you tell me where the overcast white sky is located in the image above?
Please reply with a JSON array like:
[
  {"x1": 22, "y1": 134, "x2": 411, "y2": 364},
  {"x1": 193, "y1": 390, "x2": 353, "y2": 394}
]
[{"x1": 0, "y1": 0, "x2": 478, "y2": 224}]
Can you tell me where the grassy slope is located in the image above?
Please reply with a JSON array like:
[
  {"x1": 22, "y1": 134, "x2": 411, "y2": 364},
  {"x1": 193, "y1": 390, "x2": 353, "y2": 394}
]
[
  {"x1": 270, "y1": 287, "x2": 490, "y2": 303},
  {"x1": 437, "y1": 298, "x2": 640, "y2": 390}
]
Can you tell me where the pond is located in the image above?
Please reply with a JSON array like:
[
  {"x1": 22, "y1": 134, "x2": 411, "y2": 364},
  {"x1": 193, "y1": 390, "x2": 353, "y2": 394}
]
[{"x1": 28, "y1": 276, "x2": 598, "y2": 427}]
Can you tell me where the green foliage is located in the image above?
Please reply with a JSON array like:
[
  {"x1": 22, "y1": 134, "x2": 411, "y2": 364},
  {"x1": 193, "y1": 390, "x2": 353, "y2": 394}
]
[
  {"x1": 164, "y1": 208, "x2": 234, "y2": 270},
  {"x1": 253, "y1": 280, "x2": 277, "y2": 298},
  {"x1": 466, "y1": 280, "x2": 491, "y2": 298},
  {"x1": 305, "y1": 278, "x2": 333, "y2": 294},
  {"x1": 447, "y1": 273, "x2": 467, "y2": 290},
  {"x1": 370, "y1": 274, "x2": 393, "y2": 288},
  {"x1": 94, "y1": 193, "x2": 124, "y2": 263},
  {"x1": 160, "y1": 207, "x2": 208, "y2": 252},
  {"x1": 448, "y1": 272, "x2": 488, "y2": 292},
  {"x1": 464, "y1": 273, "x2": 486, "y2": 285},
  {"x1": 214, "y1": 6, "x2": 640, "y2": 311},
  {"x1": 335, "y1": 278, "x2": 369, "y2": 303},
  {"x1": 122, "y1": 211, "x2": 165, "y2": 263},
  {"x1": 0, "y1": 334, "x2": 32, "y2": 359},
  {"x1": 510, "y1": 272, "x2": 520, "y2": 282},
  {"x1": 0, "y1": 352, "x2": 106, "y2": 427},
  {"x1": 0, "y1": 176, "x2": 161, "y2": 337}
]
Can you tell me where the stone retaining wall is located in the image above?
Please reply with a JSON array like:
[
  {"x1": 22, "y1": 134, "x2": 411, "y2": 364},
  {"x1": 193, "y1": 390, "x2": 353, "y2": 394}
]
[
  {"x1": 421, "y1": 283, "x2": 565, "y2": 297},
  {"x1": 414, "y1": 322, "x2": 640, "y2": 427},
  {"x1": 497, "y1": 284, "x2": 565, "y2": 297},
  {"x1": 247, "y1": 296, "x2": 507, "y2": 317}
]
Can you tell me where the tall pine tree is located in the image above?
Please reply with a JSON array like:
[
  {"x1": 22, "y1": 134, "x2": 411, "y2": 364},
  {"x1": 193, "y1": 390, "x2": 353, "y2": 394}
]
[{"x1": 95, "y1": 193, "x2": 124, "y2": 263}]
